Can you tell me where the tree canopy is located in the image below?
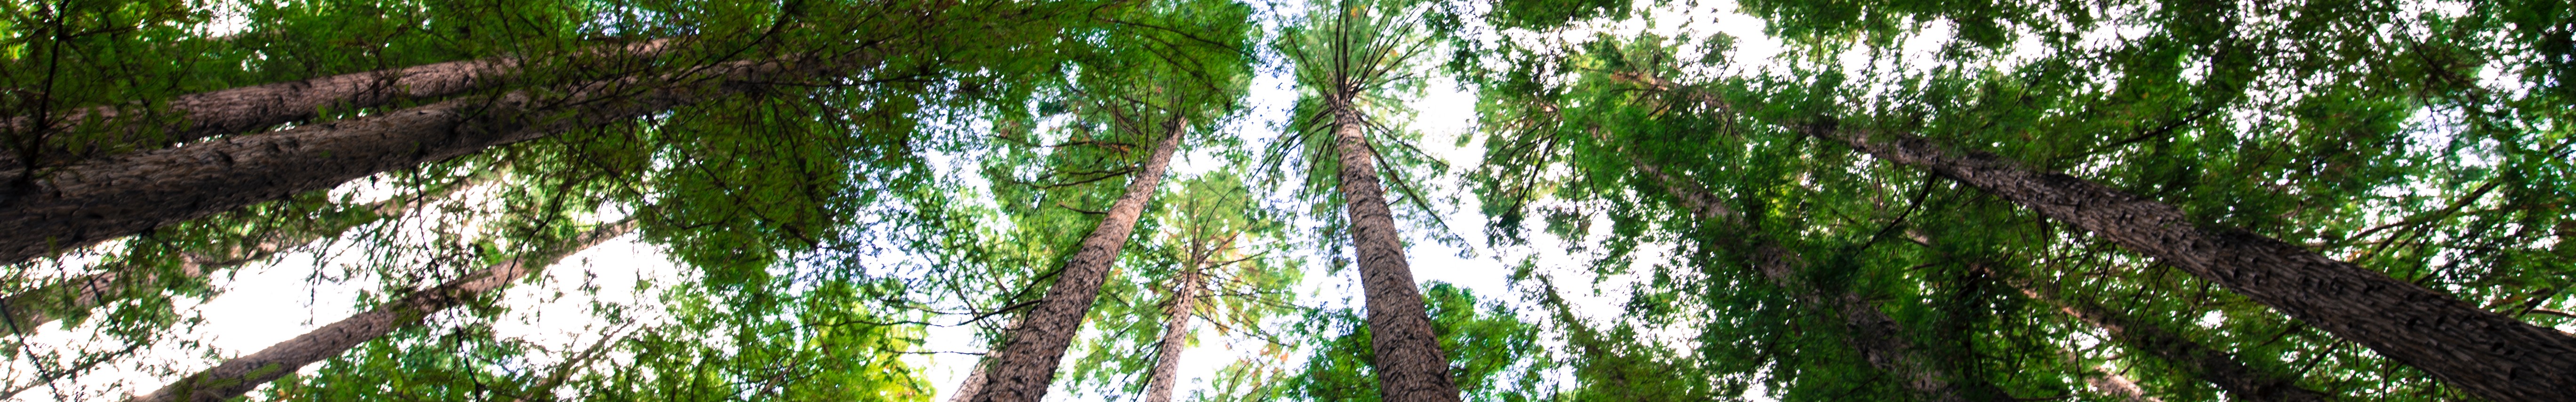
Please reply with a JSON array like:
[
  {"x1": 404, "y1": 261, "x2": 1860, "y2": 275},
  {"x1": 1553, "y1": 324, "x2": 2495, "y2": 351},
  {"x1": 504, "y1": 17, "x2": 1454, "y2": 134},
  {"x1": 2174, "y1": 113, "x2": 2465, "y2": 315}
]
[{"x1": 1, "y1": 0, "x2": 2571, "y2": 401}]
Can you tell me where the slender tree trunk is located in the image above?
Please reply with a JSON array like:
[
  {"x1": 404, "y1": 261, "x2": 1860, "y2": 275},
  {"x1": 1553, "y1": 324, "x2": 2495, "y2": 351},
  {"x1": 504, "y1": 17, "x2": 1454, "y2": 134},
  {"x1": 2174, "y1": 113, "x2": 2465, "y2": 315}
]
[
  {"x1": 2003, "y1": 269, "x2": 2333, "y2": 402},
  {"x1": 131, "y1": 219, "x2": 635, "y2": 402},
  {"x1": 0, "y1": 39, "x2": 674, "y2": 169},
  {"x1": 0, "y1": 47, "x2": 881, "y2": 265},
  {"x1": 1325, "y1": 97, "x2": 1463, "y2": 402},
  {"x1": 1630, "y1": 158, "x2": 1986, "y2": 402},
  {"x1": 1900, "y1": 229, "x2": 2326, "y2": 402},
  {"x1": 0, "y1": 172, "x2": 492, "y2": 331},
  {"x1": 1143, "y1": 255, "x2": 1206, "y2": 402},
  {"x1": 967, "y1": 119, "x2": 1187, "y2": 402},
  {"x1": 2062, "y1": 349, "x2": 2160, "y2": 402},
  {"x1": 1803, "y1": 125, "x2": 2576, "y2": 401}
]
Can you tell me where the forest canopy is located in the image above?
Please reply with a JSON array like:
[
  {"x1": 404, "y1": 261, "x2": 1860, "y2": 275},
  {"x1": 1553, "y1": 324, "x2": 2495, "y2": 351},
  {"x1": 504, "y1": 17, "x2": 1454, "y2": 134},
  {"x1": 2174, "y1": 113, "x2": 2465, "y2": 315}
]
[{"x1": 0, "y1": 0, "x2": 2570, "y2": 401}]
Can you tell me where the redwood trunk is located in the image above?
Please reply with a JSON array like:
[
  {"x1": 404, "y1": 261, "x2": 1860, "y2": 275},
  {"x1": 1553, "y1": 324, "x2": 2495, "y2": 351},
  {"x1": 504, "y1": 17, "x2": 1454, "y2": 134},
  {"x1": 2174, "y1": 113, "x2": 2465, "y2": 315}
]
[
  {"x1": 1, "y1": 39, "x2": 674, "y2": 168},
  {"x1": 0, "y1": 173, "x2": 490, "y2": 331},
  {"x1": 1326, "y1": 98, "x2": 1462, "y2": 402},
  {"x1": 1632, "y1": 158, "x2": 1981, "y2": 402},
  {"x1": 131, "y1": 219, "x2": 634, "y2": 402},
  {"x1": 2062, "y1": 349, "x2": 2160, "y2": 402},
  {"x1": 2006, "y1": 273, "x2": 2332, "y2": 402},
  {"x1": 0, "y1": 50, "x2": 870, "y2": 265},
  {"x1": 1806, "y1": 126, "x2": 2576, "y2": 401},
  {"x1": 966, "y1": 119, "x2": 1186, "y2": 402},
  {"x1": 1143, "y1": 256, "x2": 1206, "y2": 402}
]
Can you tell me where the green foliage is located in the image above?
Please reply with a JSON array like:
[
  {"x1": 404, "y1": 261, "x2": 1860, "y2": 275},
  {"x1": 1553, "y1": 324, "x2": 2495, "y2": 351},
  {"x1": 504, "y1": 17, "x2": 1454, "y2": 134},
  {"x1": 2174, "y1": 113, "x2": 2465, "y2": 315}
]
[{"x1": 1284, "y1": 283, "x2": 1551, "y2": 402}]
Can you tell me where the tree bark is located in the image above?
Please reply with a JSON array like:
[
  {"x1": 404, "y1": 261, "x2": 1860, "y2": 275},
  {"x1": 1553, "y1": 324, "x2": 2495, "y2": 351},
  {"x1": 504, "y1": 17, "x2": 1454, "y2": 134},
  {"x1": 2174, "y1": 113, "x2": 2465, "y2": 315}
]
[
  {"x1": 0, "y1": 39, "x2": 675, "y2": 169},
  {"x1": 1804, "y1": 125, "x2": 2576, "y2": 401},
  {"x1": 0, "y1": 172, "x2": 492, "y2": 332},
  {"x1": 966, "y1": 118, "x2": 1187, "y2": 402},
  {"x1": 0, "y1": 47, "x2": 877, "y2": 266},
  {"x1": 1325, "y1": 97, "x2": 1463, "y2": 402},
  {"x1": 1630, "y1": 158, "x2": 1986, "y2": 402},
  {"x1": 1143, "y1": 252, "x2": 1207, "y2": 402},
  {"x1": 130, "y1": 219, "x2": 635, "y2": 402}
]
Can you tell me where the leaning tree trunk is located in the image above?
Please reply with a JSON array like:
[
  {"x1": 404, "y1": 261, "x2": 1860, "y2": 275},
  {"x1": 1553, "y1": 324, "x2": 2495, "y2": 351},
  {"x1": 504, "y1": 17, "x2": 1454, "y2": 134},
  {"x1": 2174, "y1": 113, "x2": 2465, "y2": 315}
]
[
  {"x1": 0, "y1": 39, "x2": 674, "y2": 169},
  {"x1": 0, "y1": 171, "x2": 494, "y2": 332},
  {"x1": 1325, "y1": 96, "x2": 1462, "y2": 402},
  {"x1": 131, "y1": 219, "x2": 635, "y2": 402},
  {"x1": 0, "y1": 47, "x2": 883, "y2": 266},
  {"x1": 2004, "y1": 269, "x2": 2333, "y2": 402},
  {"x1": 1630, "y1": 156, "x2": 1989, "y2": 402},
  {"x1": 1142, "y1": 253, "x2": 1207, "y2": 402},
  {"x1": 1896, "y1": 230, "x2": 2332, "y2": 402},
  {"x1": 1803, "y1": 124, "x2": 2576, "y2": 401},
  {"x1": 966, "y1": 119, "x2": 1187, "y2": 402},
  {"x1": 2061, "y1": 348, "x2": 2160, "y2": 402}
]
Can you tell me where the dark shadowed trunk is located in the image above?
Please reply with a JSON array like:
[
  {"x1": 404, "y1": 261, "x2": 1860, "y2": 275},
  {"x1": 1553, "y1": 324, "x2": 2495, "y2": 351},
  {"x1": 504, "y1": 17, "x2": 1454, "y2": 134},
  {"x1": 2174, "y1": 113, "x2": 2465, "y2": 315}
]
[
  {"x1": 0, "y1": 39, "x2": 674, "y2": 169},
  {"x1": 131, "y1": 219, "x2": 635, "y2": 402},
  {"x1": 1326, "y1": 95, "x2": 1462, "y2": 402},
  {"x1": 1143, "y1": 251, "x2": 1207, "y2": 402},
  {"x1": 0, "y1": 47, "x2": 882, "y2": 266},
  {"x1": 1900, "y1": 231, "x2": 2327, "y2": 402},
  {"x1": 0, "y1": 172, "x2": 493, "y2": 332},
  {"x1": 2002, "y1": 268, "x2": 2332, "y2": 402},
  {"x1": 1631, "y1": 157, "x2": 1989, "y2": 402},
  {"x1": 2061, "y1": 348, "x2": 2160, "y2": 402},
  {"x1": 967, "y1": 119, "x2": 1186, "y2": 402},
  {"x1": 1804, "y1": 125, "x2": 2576, "y2": 401}
]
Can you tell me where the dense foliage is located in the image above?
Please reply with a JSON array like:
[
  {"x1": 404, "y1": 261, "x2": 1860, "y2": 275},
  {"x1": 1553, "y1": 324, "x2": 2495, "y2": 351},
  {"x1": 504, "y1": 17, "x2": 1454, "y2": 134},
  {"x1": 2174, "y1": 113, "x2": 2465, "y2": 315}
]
[{"x1": 1, "y1": 0, "x2": 2570, "y2": 401}]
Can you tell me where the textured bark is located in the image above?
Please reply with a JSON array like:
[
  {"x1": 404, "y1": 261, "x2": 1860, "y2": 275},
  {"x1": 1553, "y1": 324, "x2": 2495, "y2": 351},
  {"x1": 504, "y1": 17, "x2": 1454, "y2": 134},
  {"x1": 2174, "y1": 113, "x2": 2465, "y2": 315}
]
[
  {"x1": 131, "y1": 219, "x2": 635, "y2": 402},
  {"x1": 967, "y1": 120, "x2": 1187, "y2": 402},
  {"x1": 0, "y1": 39, "x2": 674, "y2": 168},
  {"x1": 1631, "y1": 158, "x2": 1984, "y2": 402},
  {"x1": 1143, "y1": 255, "x2": 1207, "y2": 402},
  {"x1": 0, "y1": 173, "x2": 491, "y2": 331},
  {"x1": 2005, "y1": 273, "x2": 2333, "y2": 402},
  {"x1": 0, "y1": 49, "x2": 876, "y2": 265},
  {"x1": 1326, "y1": 97, "x2": 1463, "y2": 402},
  {"x1": 1807, "y1": 125, "x2": 2576, "y2": 401}
]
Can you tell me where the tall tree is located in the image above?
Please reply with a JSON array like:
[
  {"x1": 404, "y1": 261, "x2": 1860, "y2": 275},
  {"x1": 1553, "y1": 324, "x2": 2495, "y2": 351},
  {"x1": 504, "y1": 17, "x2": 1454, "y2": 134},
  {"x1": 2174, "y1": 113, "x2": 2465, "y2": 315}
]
[
  {"x1": 135, "y1": 217, "x2": 634, "y2": 402},
  {"x1": 967, "y1": 119, "x2": 1187, "y2": 402},
  {"x1": 0, "y1": 168, "x2": 495, "y2": 332},
  {"x1": 1276, "y1": 0, "x2": 1462, "y2": 399},
  {"x1": 1143, "y1": 252, "x2": 1208, "y2": 402},
  {"x1": 0, "y1": 0, "x2": 1084, "y2": 265},
  {"x1": 0, "y1": 38, "x2": 676, "y2": 169},
  {"x1": 1800, "y1": 120, "x2": 2576, "y2": 401}
]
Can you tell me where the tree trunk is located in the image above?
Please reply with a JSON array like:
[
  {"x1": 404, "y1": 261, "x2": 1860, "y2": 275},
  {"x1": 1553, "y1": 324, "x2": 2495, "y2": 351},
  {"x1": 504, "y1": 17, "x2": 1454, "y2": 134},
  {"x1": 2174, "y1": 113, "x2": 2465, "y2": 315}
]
[
  {"x1": 1631, "y1": 158, "x2": 1985, "y2": 402},
  {"x1": 1326, "y1": 97, "x2": 1463, "y2": 402},
  {"x1": 950, "y1": 358, "x2": 994, "y2": 402},
  {"x1": 0, "y1": 48, "x2": 877, "y2": 266},
  {"x1": 131, "y1": 219, "x2": 635, "y2": 402},
  {"x1": 1897, "y1": 230, "x2": 2328, "y2": 402},
  {"x1": 2061, "y1": 349, "x2": 2160, "y2": 402},
  {"x1": 966, "y1": 119, "x2": 1187, "y2": 402},
  {"x1": 1803, "y1": 125, "x2": 2576, "y2": 401},
  {"x1": 0, "y1": 172, "x2": 492, "y2": 332},
  {"x1": 2004, "y1": 269, "x2": 2333, "y2": 402},
  {"x1": 1143, "y1": 253, "x2": 1207, "y2": 402},
  {"x1": 0, "y1": 39, "x2": 674, "y2": 169}
]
